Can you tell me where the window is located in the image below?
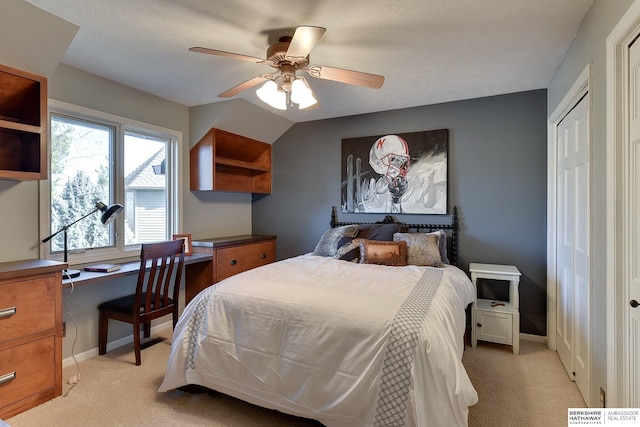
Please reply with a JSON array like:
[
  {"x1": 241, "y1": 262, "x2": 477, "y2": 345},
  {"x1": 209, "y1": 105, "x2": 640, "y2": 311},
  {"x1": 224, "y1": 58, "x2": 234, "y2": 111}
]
[{"x1": 41, "y1": 100, "x2": 182, "y2": 264}]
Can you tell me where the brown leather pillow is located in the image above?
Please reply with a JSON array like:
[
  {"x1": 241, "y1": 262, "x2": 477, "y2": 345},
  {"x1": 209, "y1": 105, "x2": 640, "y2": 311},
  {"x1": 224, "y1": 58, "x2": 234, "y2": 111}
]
[{"x1": 358, "y1": 239, "x2": 408, "y2": 266}]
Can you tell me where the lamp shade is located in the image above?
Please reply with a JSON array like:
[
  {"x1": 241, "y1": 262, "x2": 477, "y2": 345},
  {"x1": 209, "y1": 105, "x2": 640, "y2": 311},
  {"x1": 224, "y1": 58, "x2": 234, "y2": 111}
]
[
  {"x1": 42, "y1": 200, "x2": 124, "y2": 279},
  {"x1": 96, "y1": 201, "x2": 123, "y2": 225},
  {"x1": 291, "y1": 78, "x2": 318, "y2": 109},
  {"x1": 256, "y1": 80, "x2": 287, "y2": 110}
]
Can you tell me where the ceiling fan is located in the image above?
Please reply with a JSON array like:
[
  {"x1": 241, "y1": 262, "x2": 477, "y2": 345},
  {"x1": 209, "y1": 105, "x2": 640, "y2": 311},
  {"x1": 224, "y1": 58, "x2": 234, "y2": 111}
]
[{"x1": 189, "y1": 26, "x2": 385, "y2": 110}]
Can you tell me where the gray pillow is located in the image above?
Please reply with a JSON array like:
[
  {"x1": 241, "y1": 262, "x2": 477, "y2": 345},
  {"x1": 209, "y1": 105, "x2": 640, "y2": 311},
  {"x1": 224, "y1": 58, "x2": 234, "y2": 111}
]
[
  {"x1": 313, "y1": 225, "x2": 359, "y2": 257},
  {"x1": 393, "y1": 232, "x2": 444, "y2": 267},
  {"x1": 427, "y1": 229, "x2": 450, "y2": 264}
]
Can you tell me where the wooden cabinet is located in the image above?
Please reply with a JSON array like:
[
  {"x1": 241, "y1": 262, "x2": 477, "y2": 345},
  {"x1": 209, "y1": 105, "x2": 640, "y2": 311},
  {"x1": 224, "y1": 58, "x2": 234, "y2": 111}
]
[
  {"x1": 0, "y1": 259, "x2": 66, "y2": 419},
  {"x1": 185, "y1": 235, "x2": 276, "y2": 304},
  {"x1": 0, "y1": 64, "x2": 47, "y2": 181},
  {"x1": 190, "y1": 128, "x2": 272, "y2": 194}
]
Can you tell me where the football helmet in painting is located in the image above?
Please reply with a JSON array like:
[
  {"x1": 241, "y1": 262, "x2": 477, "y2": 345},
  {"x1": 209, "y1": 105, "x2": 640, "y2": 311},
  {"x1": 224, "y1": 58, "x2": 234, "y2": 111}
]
[{"x1": 369, "y1": 135, "x2": 411, "y2": 187}]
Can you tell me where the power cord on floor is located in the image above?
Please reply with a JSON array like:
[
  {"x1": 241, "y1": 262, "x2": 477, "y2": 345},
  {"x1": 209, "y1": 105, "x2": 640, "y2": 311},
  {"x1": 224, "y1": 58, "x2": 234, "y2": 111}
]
[{"x1": 63, "y1": 274, "x2": 80, "y2": 397}]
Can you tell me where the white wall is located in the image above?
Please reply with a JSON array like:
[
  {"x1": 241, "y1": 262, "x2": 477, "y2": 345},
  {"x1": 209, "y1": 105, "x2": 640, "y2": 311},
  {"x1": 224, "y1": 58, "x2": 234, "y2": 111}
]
[
  {"x1": 47, "y1": 64, "x2": 192, "y2": 358},
  {"x1": 546, "y1": 0, "x2": 635, "y2": 407},
  {"x1": 185, "y1": 99, "x2": 292, "y2": 240}
]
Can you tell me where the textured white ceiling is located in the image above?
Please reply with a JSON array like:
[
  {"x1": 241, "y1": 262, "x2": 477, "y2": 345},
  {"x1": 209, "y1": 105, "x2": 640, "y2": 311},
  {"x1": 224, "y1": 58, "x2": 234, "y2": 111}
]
[{"x1": 23, "y1": 0, "x2": 594, "y2": 123}]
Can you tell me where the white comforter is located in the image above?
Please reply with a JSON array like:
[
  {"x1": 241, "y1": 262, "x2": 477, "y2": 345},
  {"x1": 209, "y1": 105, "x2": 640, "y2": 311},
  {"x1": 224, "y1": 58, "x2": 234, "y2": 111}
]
[{"x1": 159, "y1": 254, "x2": 478, "y2": 426}]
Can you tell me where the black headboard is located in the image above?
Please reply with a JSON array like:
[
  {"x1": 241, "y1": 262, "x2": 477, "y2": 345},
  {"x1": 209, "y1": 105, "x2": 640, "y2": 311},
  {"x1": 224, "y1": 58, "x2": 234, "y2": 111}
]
[{"x1": 330, "y1": 206, "x2": 459, "y2": 266}]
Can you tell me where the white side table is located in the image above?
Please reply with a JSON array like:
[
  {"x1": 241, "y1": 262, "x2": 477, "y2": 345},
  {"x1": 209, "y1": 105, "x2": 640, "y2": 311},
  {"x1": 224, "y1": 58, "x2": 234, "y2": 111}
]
[{"x1": 469, "y1": 263, "x2": 521, "y2": 355}]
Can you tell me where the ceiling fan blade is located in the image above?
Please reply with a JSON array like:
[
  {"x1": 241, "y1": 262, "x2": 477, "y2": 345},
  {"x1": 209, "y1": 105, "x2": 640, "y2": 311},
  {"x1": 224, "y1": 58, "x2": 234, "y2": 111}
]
[
  {"x1": 306, "y1": 65, "x2": 385, "y2": 89},
  {"x1": 285, "y1": 26, "x2": 326, "y2": 61},
  {"x1": 189, "y1": 47, "x2": 265, "y2": 64},
  {"x1": 218, "y1": 75, "x2": 269, "y2": 98}
]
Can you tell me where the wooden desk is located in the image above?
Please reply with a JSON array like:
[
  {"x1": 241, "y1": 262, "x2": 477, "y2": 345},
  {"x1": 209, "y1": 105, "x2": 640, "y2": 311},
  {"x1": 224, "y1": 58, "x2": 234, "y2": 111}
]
[
  {"x1": 0, "y1": 259, "x2": 66, "y2": 419},
  {"x1": 186, "y1": 234, "x2": 277, "y2": 304},
  {"x1": 62, "y1": 253, "x2": 212, "y2": 288},
  {"x1": 61, "y1": 234, "x2": 276, "y2": 304}
]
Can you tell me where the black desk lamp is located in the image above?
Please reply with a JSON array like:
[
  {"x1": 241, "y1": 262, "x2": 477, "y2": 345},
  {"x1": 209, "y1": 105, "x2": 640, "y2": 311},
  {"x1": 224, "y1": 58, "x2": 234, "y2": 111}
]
[{"x1": 42, "y1": 201, "x2": 124, "y2": 279}]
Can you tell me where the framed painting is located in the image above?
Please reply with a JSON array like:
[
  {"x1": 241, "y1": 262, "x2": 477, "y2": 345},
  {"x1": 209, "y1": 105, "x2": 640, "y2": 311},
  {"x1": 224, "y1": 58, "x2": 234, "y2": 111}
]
[
  {"x1": 341, "y1": 129, "x2": 448, "y2": 214},
  {"x1": 172, "y1": 233, "x2": 192, "y2": 256}
]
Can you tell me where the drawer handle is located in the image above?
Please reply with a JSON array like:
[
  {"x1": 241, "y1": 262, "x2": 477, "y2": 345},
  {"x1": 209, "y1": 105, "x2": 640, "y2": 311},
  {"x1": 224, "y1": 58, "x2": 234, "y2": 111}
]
[
  {"x1": 261, "y1": 253, "x2": 267, "y2": 259},
  {"x1": 230, "y1": 259, "x2": 237, "y2": 266},
  {"x1": 0, "y1": 371, "x2": 16, "y2": 385},
  {"x1": 0, "y1": 307, "x2": 16, "y2": 319}
]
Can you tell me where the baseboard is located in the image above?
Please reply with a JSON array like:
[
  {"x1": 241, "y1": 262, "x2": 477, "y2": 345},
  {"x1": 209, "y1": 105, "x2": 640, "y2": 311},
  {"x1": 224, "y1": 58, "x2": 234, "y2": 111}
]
[
  {"x1": 520, "y1": 332, "x2": 547, "y2": 344},
  {"x1": 62, "y1": 320, "x2": 173, "y2": 368}
]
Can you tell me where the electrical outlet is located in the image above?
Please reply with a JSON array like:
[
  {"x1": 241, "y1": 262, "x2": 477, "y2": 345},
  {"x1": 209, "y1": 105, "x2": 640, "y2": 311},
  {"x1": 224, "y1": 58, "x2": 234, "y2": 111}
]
[
  {"x1": 62, "y1": 321, "x2": 66, "y2": 338},
  {"x1": 600, "y1": 387, "x2": 606, "y2": 408}
]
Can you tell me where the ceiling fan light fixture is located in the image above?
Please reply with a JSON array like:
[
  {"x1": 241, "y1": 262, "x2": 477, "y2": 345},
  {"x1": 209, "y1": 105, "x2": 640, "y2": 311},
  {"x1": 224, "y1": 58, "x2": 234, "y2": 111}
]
[
  {"x1": 256, "y1": 79, "x2": 287, "y2": 110},
  {"x1": 192, "y1": 26, "x2": 384, "y2": 110},
  {"x1": 291, "y1": 78, "x2": 318, "y2": 109}
]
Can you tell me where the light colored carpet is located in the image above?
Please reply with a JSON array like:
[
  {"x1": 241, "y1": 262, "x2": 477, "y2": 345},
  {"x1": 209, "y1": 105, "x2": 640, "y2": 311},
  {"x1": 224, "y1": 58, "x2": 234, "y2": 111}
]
[
  {"x1": 465, "y1": 340, "x2": 586, "y2": 426},
  {"x1": 6, "y1": 330, "x2": 584, "y2": 426}
]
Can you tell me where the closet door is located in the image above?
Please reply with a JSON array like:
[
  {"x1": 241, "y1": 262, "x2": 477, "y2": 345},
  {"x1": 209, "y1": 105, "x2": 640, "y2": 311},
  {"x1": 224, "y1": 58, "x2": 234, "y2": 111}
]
[
  {"x1": 626, "y1": 37, "x2": 640, "y2": 407},
  {"x1": 556, "y1": 93, "x2": 590, "y2": 402}
]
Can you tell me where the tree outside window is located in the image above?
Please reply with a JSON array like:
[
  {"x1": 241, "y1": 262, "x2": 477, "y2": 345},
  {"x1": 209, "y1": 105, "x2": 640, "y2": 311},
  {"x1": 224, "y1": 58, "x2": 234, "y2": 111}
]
[
  {"x1": 49, "y1": 113, "x2": 172, "y2": 256},
  {"x1": 50, "y1": 115, "x2": 113, "y2": 252}
]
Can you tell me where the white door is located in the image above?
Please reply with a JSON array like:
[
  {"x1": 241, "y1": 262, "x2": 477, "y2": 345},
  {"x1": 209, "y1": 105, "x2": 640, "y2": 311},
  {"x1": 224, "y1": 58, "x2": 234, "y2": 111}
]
[
  {"x1": 556, "y1": 94, "x2": 590, "y2": 402},
  {"x1": 626, "y1": 37, "x2": 640, "y2": 408}
]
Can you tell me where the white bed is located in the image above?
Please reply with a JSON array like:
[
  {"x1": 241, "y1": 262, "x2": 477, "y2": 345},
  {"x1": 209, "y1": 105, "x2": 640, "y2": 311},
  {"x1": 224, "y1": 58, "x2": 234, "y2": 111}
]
[{"x1": 159, "y1": 252, "x2": 478, "y2": 426}]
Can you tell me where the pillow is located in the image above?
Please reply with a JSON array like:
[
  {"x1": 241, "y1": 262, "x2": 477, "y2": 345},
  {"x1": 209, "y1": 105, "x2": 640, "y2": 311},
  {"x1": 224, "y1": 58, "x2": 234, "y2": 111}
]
[
  {"x1": 393, "y1": 232, "x2": 444, "y2": 267},
  {"x1": 358, "y1": 239, "x2": 408, "y2": 266},
  {"x1": 334, "y1": 236, "x2": 361, "y2": 261},
  {"x1": 357, "y1": 223, "x2": 409, "y2": 241},
  {"x1": 313, "y1": 225, "x2": 359, "y2": 257},
  {"x1": 427, "y1": 229, "x2": 450, "y2": 264}
]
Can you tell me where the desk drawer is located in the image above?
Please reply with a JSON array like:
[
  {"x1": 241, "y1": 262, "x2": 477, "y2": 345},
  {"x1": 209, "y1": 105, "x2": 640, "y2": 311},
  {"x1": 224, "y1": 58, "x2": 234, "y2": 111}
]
[
  {"x1": 0, "y1": 276, "x2": 56, "y2": 344},
  {"x1": 215, "y1": 240, "x2": 276, "y2": 282},
  {"x1": 0, "y1": 336, "x2": 56, "y2": 410}
]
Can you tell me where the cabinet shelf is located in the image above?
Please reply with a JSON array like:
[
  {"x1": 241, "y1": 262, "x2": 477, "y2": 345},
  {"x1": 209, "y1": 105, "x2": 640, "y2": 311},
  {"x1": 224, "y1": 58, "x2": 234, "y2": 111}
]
[
  {"x1": 0, "y1": 119, "x2": 41, "y2": 134},
  {"x1": 476, "y1": 298, "x2": 514, "y2": 314},
  {"x1": 190, "y1": 128, "x2": 272, "y2": 194},
  {"x1": 215, "y1": 157, "x2": 271, "y2": 172},
  {"x1": 0, "y1": 64, "x2": 47, "y2": 181}
]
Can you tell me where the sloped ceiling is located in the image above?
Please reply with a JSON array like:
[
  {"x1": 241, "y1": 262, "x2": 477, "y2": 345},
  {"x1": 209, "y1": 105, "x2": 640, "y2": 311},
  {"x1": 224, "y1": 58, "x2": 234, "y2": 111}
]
[
  {"x1": 0, "y1": 0, "x2": 77, "y2": 77},
  {"x1": 21, "y1": 0, "x2": 594, "y2": 123}
]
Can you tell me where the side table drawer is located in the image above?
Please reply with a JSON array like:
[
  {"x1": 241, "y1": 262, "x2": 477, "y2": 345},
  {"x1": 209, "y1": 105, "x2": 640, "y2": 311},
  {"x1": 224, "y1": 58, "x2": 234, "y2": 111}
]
[
  {"x1": 0, "y1": 336, "x2": 56, "y2": 411},
  {"x1": 475, "y1": 310, "x2": 513, "y2": 345},
  {"x1": 0, "y1": 276, "x2": 56, "y2": 344},
  {"x1": 215, "y1": 240, "x2": 276, "y2": 282}
]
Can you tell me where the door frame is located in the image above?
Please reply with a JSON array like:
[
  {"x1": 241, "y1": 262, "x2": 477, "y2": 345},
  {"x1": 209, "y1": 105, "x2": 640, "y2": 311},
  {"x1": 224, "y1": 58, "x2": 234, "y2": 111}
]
[
  {"x1": 606, "y1": 0, "x2": 640, "y2": 407},
  {"x1": 547, "y1": 64, "x2": 591, "y2": 354}
]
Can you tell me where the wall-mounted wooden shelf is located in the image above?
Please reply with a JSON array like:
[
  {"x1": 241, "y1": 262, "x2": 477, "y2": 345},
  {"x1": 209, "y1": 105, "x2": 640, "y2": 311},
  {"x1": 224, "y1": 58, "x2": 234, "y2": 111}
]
[
  {"x1": 190, "y1": 128, "x2": 272, "y2": 194},
  {"x1": 0, "y1": 64, "x2": 47, "y2": 181}
]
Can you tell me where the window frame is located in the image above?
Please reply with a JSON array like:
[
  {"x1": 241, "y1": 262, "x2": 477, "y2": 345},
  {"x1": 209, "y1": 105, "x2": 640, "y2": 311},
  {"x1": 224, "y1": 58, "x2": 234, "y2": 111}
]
[{"x1": 39, "y1": 99, "x2": 183, "y2": 265}]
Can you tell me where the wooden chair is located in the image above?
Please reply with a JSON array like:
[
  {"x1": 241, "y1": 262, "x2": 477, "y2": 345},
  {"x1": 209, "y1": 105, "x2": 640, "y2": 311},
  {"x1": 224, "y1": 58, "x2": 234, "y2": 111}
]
[{"x1": 98, "y1": 240, "x2": 185, "y2": 365}]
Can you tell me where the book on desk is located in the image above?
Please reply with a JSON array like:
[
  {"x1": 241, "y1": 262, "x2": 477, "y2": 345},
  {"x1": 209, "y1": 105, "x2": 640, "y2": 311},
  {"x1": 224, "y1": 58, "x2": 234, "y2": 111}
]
[{"x1": 84, "y1": 263, "x2": 121, "y2": 273}]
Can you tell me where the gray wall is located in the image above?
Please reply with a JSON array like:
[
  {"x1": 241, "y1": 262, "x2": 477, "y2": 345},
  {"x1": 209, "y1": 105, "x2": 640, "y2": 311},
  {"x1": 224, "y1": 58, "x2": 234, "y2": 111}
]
[
  {"x1": 546, "y1": 0, "x2": 635, "y2": 408},
  {"x1": 253, "y1": 89, "x2": 548, "y2": 336}
]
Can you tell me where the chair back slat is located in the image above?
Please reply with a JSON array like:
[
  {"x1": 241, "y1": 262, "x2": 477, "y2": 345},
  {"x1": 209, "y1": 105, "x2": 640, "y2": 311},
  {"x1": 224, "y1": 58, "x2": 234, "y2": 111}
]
[
  {"x1": 135, "y1": 240, "x2": 185, "y2": 319},
  {"x1": 99, "y1": 238, "x2": 185, "y2": 365}
]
